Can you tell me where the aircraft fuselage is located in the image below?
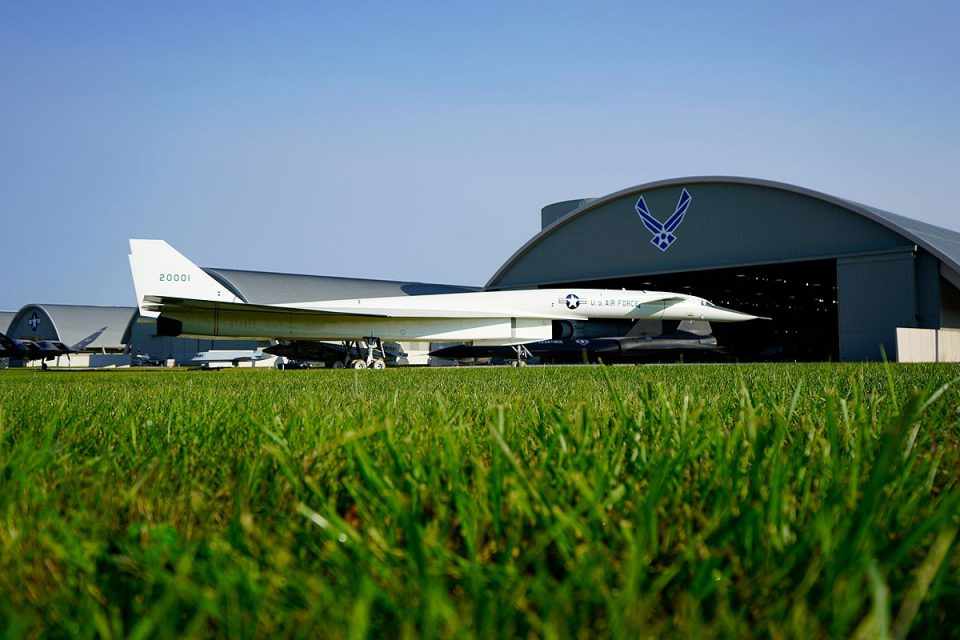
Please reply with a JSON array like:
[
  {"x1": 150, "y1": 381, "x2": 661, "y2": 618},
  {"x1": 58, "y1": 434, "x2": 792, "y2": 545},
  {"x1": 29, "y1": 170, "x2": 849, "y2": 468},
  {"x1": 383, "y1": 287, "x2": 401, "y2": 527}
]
[{"x1": 157, "y1": 289, "x2": 757, "y2": 343}]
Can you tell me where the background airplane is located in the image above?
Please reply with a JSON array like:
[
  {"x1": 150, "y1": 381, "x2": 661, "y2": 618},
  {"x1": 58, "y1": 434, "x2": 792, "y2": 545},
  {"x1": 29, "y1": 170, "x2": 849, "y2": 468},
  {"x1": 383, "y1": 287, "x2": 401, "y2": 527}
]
[
  {"x1": 188, "y1": 348, "x2": 274, "y2": 369},
  {"x1": 0, "y1": 328, "x2": 107, "y2": 369}
]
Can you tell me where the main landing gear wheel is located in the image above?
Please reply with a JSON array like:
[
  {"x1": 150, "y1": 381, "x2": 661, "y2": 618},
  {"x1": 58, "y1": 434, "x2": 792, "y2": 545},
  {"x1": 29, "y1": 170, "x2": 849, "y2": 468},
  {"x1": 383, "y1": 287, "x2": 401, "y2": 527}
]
[
  {"x1": 360, "y1": 337, "x2": 388, "y2": 371},
  {"x1": 342, "y1": 338, "x2": 388, "y2": 370},
  {"x1": 331, "y1": 360, "x2": 345, "y2": 369}
]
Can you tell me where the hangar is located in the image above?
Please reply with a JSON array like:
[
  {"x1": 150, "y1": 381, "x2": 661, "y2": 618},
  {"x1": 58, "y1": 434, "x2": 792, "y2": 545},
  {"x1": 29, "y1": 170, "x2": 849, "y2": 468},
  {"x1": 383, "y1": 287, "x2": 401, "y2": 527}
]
[
  {"x1": 487, "y1": 177, "x2": 960, "y2": 361},
  {"x1": 6, "y1": 305, "x2": 133, "y2": 366}
]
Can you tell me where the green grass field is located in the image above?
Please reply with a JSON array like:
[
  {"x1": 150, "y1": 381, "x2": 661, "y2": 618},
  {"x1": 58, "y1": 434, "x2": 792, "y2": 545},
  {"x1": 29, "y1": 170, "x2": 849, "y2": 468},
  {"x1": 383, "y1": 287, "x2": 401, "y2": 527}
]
[{"x1": 0, "y1": 364, "x2": 958, "y2": 638}]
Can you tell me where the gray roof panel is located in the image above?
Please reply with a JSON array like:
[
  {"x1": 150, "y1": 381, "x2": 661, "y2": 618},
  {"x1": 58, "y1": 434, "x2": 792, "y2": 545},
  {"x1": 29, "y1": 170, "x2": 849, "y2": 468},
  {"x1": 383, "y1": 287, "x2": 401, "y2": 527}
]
[
  {"x1": 204, "y1": 268, "x2": 477, "y2": 305},
  {"x1": 842, "y1": 200, "x2": 960, "y2": 272}
]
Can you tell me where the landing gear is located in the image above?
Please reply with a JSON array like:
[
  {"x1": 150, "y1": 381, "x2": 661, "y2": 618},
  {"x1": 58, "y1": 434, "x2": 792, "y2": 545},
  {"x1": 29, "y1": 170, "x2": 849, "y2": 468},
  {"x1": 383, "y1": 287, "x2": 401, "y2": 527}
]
[
  {"x1": 511, "y1": 345, "x2": 532, "y2": 367},
  {"x1": 341, "y1": 338, "x2": 388, "y2": 370}
]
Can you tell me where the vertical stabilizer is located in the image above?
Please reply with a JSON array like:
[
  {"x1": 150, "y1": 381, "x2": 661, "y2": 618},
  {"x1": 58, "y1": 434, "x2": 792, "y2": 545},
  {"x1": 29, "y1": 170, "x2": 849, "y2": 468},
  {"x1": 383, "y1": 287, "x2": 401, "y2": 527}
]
[
  {"x1": 128, "y1": 239, "x2": 241, "y2": 317},
  {"x1": 69, "y1": 327, "x2": 108, "y2": 352}
]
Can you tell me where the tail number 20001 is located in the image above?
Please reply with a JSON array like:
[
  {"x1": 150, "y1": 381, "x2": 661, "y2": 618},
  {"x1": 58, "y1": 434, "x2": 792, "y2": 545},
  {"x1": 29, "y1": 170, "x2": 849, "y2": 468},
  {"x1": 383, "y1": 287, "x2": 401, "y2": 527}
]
[{"x1": 159, "y1": 273, "x2": 191, "y2": 282}]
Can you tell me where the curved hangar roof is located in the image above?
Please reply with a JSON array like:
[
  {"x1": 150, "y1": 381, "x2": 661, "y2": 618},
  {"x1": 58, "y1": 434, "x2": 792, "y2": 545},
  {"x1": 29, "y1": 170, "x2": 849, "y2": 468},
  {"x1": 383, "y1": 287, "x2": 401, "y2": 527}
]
[
  {"x1": 488, "y1": 176, "x2": 960, "y2": 288},
  {"x1": 6, "y1": 305, "x2": 134, "y2": 350}
]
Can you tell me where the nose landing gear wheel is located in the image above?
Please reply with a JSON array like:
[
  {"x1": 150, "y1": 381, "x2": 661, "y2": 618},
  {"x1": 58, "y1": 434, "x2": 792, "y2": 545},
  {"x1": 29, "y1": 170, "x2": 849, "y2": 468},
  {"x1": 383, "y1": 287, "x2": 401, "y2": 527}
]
[
  {"x1": 350, "y1": 359, "x2": 368, "y2": 369},
  {"x1": 331, "y1": 361, "x2": 345, "y2": 369},
  {"x1": 511, "y1": 344, "x2": 532, "y2": 367},
  {"x1": 371, "y1": 359, "x2": 386, "y2": 370}
]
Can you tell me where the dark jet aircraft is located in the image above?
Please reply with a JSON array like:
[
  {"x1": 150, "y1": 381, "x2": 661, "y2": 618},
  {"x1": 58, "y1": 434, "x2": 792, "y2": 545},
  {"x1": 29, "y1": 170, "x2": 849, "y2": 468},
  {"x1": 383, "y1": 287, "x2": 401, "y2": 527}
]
[
  {"x1": 430, "y1": 327, "x2": 724, "y2": 365},
  {"x1": 0, "y1": 328, "x2": 107, "y2": 369}
]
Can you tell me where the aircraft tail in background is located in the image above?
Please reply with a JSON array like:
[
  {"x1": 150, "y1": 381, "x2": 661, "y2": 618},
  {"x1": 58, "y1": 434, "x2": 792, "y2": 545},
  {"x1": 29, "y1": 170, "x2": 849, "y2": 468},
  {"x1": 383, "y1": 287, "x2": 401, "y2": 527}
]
[{"x1": 70, "y1": 327, "x2": 108, "y2": 352}]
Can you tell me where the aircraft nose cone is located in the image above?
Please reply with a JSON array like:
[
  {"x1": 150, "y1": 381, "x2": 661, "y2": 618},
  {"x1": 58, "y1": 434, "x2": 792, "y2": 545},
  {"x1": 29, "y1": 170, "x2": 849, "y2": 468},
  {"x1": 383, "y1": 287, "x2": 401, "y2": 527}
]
[{"x1": 705, "y1": 305, "x2": 768, "y2": 322}]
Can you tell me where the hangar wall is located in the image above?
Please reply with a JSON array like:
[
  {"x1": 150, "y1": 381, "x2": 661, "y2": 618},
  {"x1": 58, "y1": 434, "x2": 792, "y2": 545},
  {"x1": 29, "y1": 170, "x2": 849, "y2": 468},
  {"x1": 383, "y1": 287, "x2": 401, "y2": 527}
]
[
  {"x1": 0, "y1": 311, "x2": 12, "y2": 368},
  {"x1": 0, "y1": 311, "x2": 14, "y2": 333},
  {"x1": 836, "y1": 249, "x2": 917, "y2": 360},
  {"x1": 942, "y1": 267, "x2": 960, "y2": 328},
  {"x1": 944, "y1": 280, "x2": 960, "y2": 328},
  {"x1": 126, "y1": 316, "x2": 266, "y2": 364}
]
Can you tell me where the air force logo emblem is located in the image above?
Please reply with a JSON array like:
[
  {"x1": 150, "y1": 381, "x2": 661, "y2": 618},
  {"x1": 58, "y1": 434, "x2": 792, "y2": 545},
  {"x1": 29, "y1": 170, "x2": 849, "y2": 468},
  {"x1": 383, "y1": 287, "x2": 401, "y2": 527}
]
[
  {"x1": 564, "y1": 294, "x2": 581, "y2": 310},
  {"x1": 28, "y1": 311, "x2": 40, "y2": 332},
  {"x1": 635, "y1": 188, "x2": 692, "y2": 252}
]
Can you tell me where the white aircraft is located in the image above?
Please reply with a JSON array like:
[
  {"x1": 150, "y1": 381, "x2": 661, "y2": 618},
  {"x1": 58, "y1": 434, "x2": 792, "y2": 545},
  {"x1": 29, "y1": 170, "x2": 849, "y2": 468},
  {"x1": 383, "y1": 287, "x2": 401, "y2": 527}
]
[
  {"x1": 189, "y1": 349, "x2": 273, "y2": 369},
  {"x1": 129, "y1": 239, "x2": 764, "y2": 368}
]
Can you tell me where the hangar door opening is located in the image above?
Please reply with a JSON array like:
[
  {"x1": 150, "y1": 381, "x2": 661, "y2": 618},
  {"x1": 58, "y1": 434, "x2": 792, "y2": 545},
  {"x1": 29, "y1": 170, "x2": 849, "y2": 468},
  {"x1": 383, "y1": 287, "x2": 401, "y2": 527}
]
[{"x1": 556, "y1": 259, "x2": 839, "y2": 361}]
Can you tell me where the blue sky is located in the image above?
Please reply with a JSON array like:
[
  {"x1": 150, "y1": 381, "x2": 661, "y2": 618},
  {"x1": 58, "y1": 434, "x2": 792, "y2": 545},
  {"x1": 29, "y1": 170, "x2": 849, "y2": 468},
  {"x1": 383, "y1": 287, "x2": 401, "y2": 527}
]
[{"x1": 1, "y1": 2, "x2": 957, "y2": 310}]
